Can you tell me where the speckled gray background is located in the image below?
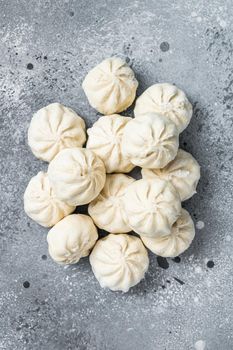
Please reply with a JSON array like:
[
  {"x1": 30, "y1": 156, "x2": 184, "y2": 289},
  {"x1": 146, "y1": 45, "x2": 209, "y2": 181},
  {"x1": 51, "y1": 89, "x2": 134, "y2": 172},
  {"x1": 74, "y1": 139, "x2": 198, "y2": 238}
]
[{"x1": 0, "y1": 1, "x2": 233, "y2": 349}]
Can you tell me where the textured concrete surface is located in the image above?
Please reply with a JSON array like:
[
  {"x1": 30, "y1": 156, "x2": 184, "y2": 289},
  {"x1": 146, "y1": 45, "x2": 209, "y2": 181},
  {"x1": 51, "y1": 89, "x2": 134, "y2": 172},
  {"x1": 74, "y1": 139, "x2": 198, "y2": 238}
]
[{"x1": 0, "y1": 1, "x2": 233, "y2": 349}]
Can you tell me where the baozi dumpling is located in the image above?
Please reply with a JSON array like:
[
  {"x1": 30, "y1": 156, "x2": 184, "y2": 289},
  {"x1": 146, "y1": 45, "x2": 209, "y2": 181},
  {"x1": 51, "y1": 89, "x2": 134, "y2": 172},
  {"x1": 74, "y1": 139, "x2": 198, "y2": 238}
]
[
  {"x1": 122, "y1": 179, "x2": 181, "y2": 237},
  {"x1": 47, "y1": 214, "x2": 98, "y2": 264},
  {"x1": 48, "y1": 148, "x2": 106, "y2": 206},
  {"x1": 142, "y1": 149, "x2": 200, "y2": 201},
  {"x1": 86, "y1": 115, "x2": 134, "y2": 173},
  {"x1": 82, "y1": 57, "x2": 138, "y2": 115},
  {"x1": 141, "y1": 209, "x2": 195, "y2": 257},
  {"x1": 134, "y1": 83, "x2": 192, "y2": 132},
  {"x1": 121, "y1": 113, "x2": 179, "y2": 169},
  {"x1": 88, "y1": 174, "x2": 135, "y2": 233},
  {"x1": 90, "y1": 234, "x2": 149, "y2": 292},
  {"x1": 28, "y1": 103, "x2": 86, "y2": 162},
  {"x1": 24, "y1": 171, "x2": 75, "y2": 227}
]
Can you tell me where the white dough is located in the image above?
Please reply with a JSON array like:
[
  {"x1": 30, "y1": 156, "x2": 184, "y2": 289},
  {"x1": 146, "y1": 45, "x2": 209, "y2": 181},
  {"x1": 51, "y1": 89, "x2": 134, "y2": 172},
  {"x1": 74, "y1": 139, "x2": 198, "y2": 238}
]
[
  {"x1": 47, "y1": 214, "x2": 98, "y2": 264},
  {"x1": 134, "y1": 83, "x2": 192, "y2": 132},
  {"x1": 82, "y1": 57, "x2": 138, "y2": 115},
  {"x1": 24, "y1": 171, "x2": 75, "y2": 227},
  {"x1": 88, "y1": 174, "x2": 135, "y2": 233},
  {"x1": 142, "y1": 149, "x2": 200, "y2": 201},
  {"x1": 86, "y1": 114, "x2": 134, "y2": 173},
  {"x1": 141, "y1": 209, "x2": 195, "y2": 257},
  {"x1": 121, "y1": 113, "x2": 179, "y2": 169},
  {"x1": 90, "y1": 234, "x2": 149, "y2": 292},
  {"x1": 47, "y1": 148, "x2": 106, "y2": 206},
  {"x1": 28, "y1": 103, "x2": 86, "y2": 162},
  {"x1": 122, "y1": 179, "x2": 181, "y2": 237}
]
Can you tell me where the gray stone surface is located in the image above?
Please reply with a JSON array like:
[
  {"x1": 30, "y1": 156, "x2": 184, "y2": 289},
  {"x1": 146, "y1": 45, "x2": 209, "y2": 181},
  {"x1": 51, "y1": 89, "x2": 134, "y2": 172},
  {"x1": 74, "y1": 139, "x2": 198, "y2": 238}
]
[{"x1": 0, "y1": 0, "x2": 233, "y2": 349}]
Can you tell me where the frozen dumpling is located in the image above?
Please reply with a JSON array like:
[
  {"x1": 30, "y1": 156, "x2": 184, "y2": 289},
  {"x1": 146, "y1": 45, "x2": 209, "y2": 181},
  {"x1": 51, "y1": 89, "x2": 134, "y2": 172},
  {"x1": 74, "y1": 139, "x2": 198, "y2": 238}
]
[
  {"x1": 122, "y1": 178, "x2": 181, "y2": 237},
  {"x1": 48, "y1": 148, "x2": 106, "y2": 206},
  {"x1": 28, "y1": 103, "x2": 86, "y2": 162},
  {"x1": 90, "y1": 234, "x2": 149, "y2": 292},
  {"x1": 122, "y1": 113, "x2": 179, "y2": 169},
  {"x1": 88, "y1": 174, "x2": 135, "y2": 233},
  {"x1": 134, "y1": 83, "x2": 192, "y2": 132},
  {"x1": 82, "y1": 57, "x2": 138, "y2": 114},
  {"x1": 47, "y1": 214, "x2": 98, "y2": 264},
  {"x1": 86, "y1": 114, "x2": 134, "y2": 173},
  {"x1": 24, "y1": 171, "x2": 75, "y2": 227},
  {"x1": 141, "y1": 209, "x2": 195, "y2": 257}
]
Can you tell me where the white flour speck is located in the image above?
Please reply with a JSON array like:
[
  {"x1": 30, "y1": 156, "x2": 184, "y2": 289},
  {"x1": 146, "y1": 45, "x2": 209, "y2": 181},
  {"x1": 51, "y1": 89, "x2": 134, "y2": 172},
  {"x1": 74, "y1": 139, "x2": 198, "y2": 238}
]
[
  {"x1": 195, "y1": 266, "x2": 202, "y2": 274},
  {"x1": 127, "y1": 328, "x2": 134, "y2": 332},
  {"x1": 195, "y1": 340, "x2": 206, "y2": 350},
  {"x1": 191, "y1": 11, "x2": 197, "y2": 17},
  {"x1": 226, "y1": 235, "x2": 231, "y2": 242},
  {"x1": 196, "y1": 221, "x2": 205, "y2": 230},
  {"x1": 197, "y1": 16, "x2": 202, "y2": 23},
  {"x1": 220, "y1": 20, "x2": 227, "y2": 28}
]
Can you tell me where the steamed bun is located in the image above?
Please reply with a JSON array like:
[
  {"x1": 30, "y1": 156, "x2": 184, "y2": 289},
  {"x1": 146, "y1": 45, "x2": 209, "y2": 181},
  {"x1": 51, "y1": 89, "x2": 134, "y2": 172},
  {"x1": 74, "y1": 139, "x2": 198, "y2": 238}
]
[
  {"x1": 28, "y1": 103, "x2": 86, "y2": 162},
  {"x1": 86, "y1": 114, "x2": 134, "y2": 173},
  {"x1": 82, "y1": 57, "x2": 138, "y2": 115},
  {"x1": 88, "y1": 174, "x2": 135, "y2": 233},
  {"x1": 121, "y1": 113, "x2": 179, "y2": 169},
  {"x1": 142, "y1": 149, "x2": 200, "y2": 201},
  {"x1": 47, "y1": 214, "x2": 98, "y2": 264},
  {"x1": 90, "y1": 234, "x2": 149, "y2": 292},
  {"x1": 141, "y1": 209, "x2": 195, "y2": 257},
  {"x1": 48, "y1": 148, "x2": 106, "y2": 206},
  {"x1": 24, "y1": 171, "x2": 75, "y2": 227},
  {"x1": 134, "y1": 83, "x2": 192, "y2": 132},
  {"x1": 122, "y1": 179, "x2": 181, "y2": 237}
]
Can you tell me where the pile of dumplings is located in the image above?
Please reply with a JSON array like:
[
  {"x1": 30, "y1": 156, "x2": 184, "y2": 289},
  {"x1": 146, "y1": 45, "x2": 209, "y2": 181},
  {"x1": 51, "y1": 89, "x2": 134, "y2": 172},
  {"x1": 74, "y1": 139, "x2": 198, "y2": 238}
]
[{"x1": 24, "y1": 57, "x2": 200, "y2": 293}]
